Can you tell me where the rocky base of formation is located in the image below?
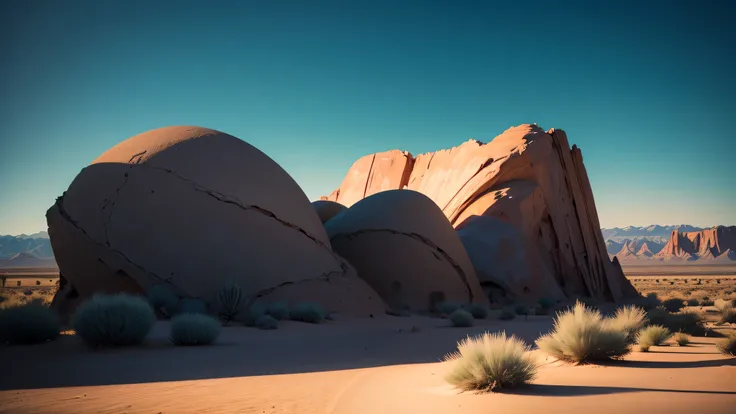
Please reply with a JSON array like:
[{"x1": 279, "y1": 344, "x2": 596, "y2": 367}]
[{"x1": 47, "y1": 124, "x2": 635, "y2": 319}]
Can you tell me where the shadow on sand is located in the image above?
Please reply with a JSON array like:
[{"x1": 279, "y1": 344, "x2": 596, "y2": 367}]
[{"x1": 506, "y1": 384, "x2": 736, "y2": 397}]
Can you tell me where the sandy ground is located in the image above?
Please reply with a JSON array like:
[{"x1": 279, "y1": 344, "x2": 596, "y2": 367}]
[{"x1": 1, "y1": 314, "x2": 734, "y2": 414}]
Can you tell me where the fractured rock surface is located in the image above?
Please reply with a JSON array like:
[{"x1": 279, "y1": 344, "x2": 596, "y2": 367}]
[
  {"x1": 47, "y1": 126, "x2": 386, "y2": 316},
  {"x1": 324, "y1": 124, "x2": 636, "y2": 301},
  {"x1": 325, "y1": 190, "x2": 487, "y2": 311}
]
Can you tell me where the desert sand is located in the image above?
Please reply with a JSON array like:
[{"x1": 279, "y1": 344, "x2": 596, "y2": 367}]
[{"x1": 2, "y1": 314, "x2": 734, "y2": 414}]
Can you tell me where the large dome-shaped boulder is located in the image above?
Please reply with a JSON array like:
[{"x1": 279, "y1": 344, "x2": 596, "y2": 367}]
[
  {"x1": 325, "y1": 189, "x2": 487, "y2": 311},
  {"x1": 47, "y1": 126, "x2": 386, "y2": 317},
  {"x1": 311, "y1": 200, "x2": 347, "y2": 224}
]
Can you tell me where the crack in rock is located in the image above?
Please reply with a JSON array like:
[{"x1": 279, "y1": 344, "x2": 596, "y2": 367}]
[
  {"x1": 75, "y1": 163, "x2": 350, "y2": 299},
  {"x1": 329, "y1": 228, "x2": 475, "y2": 302}
]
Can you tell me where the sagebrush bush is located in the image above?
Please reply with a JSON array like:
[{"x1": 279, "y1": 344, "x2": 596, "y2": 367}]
[
  {"x1": 450, "y1": 309, "x2": 474, "y2": 327},
  {"x1": 637, "y1": 325, "x2": 672, "y2": 351},
  {"x1": 437, "y1": 301, "x2": 461, "y2": 315},
  {"x1": 716, "y1": 335, "x2": 736, "y2": 356},
  {"x1": 146, "y1": 284, "x2": 179, "y2": 316},
  {"x1": 217, "y1": 282, "x2": 242, "y2": 323},
  {"x1": 647, "y1": 308, "x2": 705, "y2": 335},
  {"x1": 535, "y1": 301, "x2": 630, "y2": 363},
  {"x1": 265, "y1": 302, "x2": 290, "y2": 320},
  {"x1": 498, "y1": 308, "x2": 516, "y2": 320},
  {"x1": 289, "y1": 303, "x2": 325, "y2": 323},
  {"x1": 605, "y1": 305, "x2": 647, "y2": 343},
  {"x1": 444, "y1": 331, "x2": 537, "y2": 392},
  {"x1": 718, "y1": 307, "x2": 736, "y2": 324},
  {"x1": 255, "y1": 314, "x2": 279, "y2": 330},
  {"x1": 0, "y1": 302, "x2": 60, "y2": 345},
  {"x1": 662, "y1": 298, "x2": 684, "y2": 313},
  {"x1": 73, "y1": 294, "x2": 155, "y2": 347},
  {"x1": 170, "y1": 313, "x2": 221, "y2": 346},
  {"x1": 686, "y1": 298, "x2": 699, "y2": 306},
  {"x1": 175, "y1": 298, "x2": 208, "y2": 316},
  {"x1": 673, "y1": 332, "x2": 690, "y2": 346},
  {"x1": 466, "y1": 303, "x2": 489, "y2": 319}
]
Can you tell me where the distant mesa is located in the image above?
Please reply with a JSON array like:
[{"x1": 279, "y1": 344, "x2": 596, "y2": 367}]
[
  {"x1": 0, "y1": 233, "x2": 55, "y2": 264},
  {"x1": 653, "y1": 226, "x2": 736, "y2": 262},
  {"x1": 324, "y1": 124, "x2": 636, "y2": 301}
]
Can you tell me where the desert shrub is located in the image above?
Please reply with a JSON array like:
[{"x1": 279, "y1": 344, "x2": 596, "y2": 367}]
[
  {"x1": 662, "y1": 298, "x2": 684, "y2": 313},
  {"x1": 444, "y1": 331, "x2": 537, "y2": 392},
  {"x1": 170, "y1": 313, "x2": 221, "y2": 346},
  {"x1": 686, "y1": 298, "x2": 699, "y2": 306},
  {"x1": 146, "y1": 284, "x2": 179, "y2": 316},
  {"x1": 535, "y1": 301, "x2": 630, "y2": 363},
  {"x1": 716, "y1": 335, "x2": 736, "y2": 356},
  {"x1": 646, "y1": 307, "x2": 704, "y2": 335},
  {"x1": 437, "y1": 301, "x2": 462, "y2": 315},
  {"x1": 265, "y1": 302, "x2": 290, "y2": 320},
  {"x1": 635, "y1": 293, "x2": 662, "y2": 311},
  {"x1": 466, "y1": 303, "x2": 489, "y2": 319},
  {"x1": 450, "y1": 309, "x2": 474, "y2": 327},
  {"x1": 673, "y1": 332, "x2": 690, "y2": 346},
  {"x1": 605, "y1": 305, "x2": 647, "y2": 343},
  {"x1": 175, "y1": 298, "x2": 208, "y2": 316},
  {"x1": 637, "y1": 325, "x2": 672, "y2": 351},
  {"x1": 714, "y1": 298, "x2": 735, "y2": 313},
  {"x1": 497, "y1": 308, "x2": 516, "y2": 320},
  {"x1": 243, "y1": 304, "x2": 266, "y2": 327},
  {"x1": 718, "y1": 307, "x2": 736, "y2": 324},
  {"x1": 73, "y1": 293, "x2": 155, "y2": 347},
  {"x1": 0, "y1": 302, "x2": 60, "y2": 345},
  {"x1": 217, "y1": 282, "x2": 242, "y2": 323},
  {"x1": 255, "y1": 314, "x2": 279, "y2": 330},
  {"x1": 289, "y1": 303, "x2": 325, "y2": 324}
]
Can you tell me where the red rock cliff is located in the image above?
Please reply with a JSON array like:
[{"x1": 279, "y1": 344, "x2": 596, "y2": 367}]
[
  {"x1": 656, "y1": 226, "x2": 736, "y2": 261},
  {"x1": 323, "y1": 124, "x2": 637, "y2": 301}
]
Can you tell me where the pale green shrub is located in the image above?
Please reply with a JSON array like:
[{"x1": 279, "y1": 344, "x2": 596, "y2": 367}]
[
  {"x1": 170, "y1": 313, "x2": 221, "y2": 346},
  {"x1": 605, "y1": 305, "x2": 647, "y2": 343},
  {"x1": 637, "y1": 325, "x2": 672, "y2": 351},
  {"x1": 444, "y1": 332, "x2": 537, "y2": 392},
  {"x1": 73, "y1": 294, "x2": 155, "y2": 347},
  {"x1": 289, "y1": 303, "x2": 325, "y2": 324},
  {"x1": 450, "y1": 309, "x2": 474, "y2": 327}
]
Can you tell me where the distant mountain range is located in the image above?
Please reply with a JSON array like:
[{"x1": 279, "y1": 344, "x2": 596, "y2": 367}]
[
  {"x1": 601, "y1": 225, "x2": 736, "y2": 262},
  {"x1": 0, "y1": 232, "x2": 56, "y2": 268}
]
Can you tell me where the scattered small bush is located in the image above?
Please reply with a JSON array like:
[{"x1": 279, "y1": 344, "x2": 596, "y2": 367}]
[
  {"x1": 497, "y1": 308, "x2": 516, "y2": 320},
  {"x1": 718, "y1": 307, "x2": 736, "y2": 324},
  {"x1": 716, "y1": 335, "x2": 736, "y2": 356},
  {"x1": 637, "y1": 325, "x2": 672, "y2": 351},
  {"x1": 175, "y1": 298, "x2": 208, "y2": 316},
  {"x1": 289, "y1": 303, "x2": 325, "y2": 324},
  {"x1": 466, "y1": 303, "x2": 489, "y2": 319},
  {"x1": 535, "y1": 301, "x2": 630, "y2": 363},
  {"x1": 686, "y1": 298, "x2": 699, "y2": 306},
  {"x1": 444, "y1": 331, "x2": 537, "y2": 392},
  {"x1": 514, "y1": 304, "x2": 529, "y2": 315},
  {"x1": 437, "y1": 301, "x2": 462, "y2": 315},
  {"x1": 605, "y1": 305, "x2": 647, "y2": 343},
  {"x1": 647, "y1": 308, "x2": 705, "y2": 336},
  {"x1": 0, "y1": 302, "x2": 60, "y2": 345},
  {"x1": 73, "y1": 293, "x2": 156, "y2": 347},
  {"x1": 170, "y1": 313, "x2": 221, "y2": 346},
  {"x1": 255, "y1": 314, "x2": 279, "y2": 330},
  {"x1": 146, "y1": 284, "x2": 179, "y2": 316},
  {"x1": 217, "y1": 282, "x2": 242, "y2": 323},
  {"x1": 662, "y1": 298, "x2": 684, "y2": 313},
  {"x1": 450, "y1": 309, "x2": 474, "y2": 327},
  {"x1": 673, "y1": 332, "x2": 690, "y2": 346},
  {"x1": 265, "y1": 302, "x2": 290, "y2": 320},
  {"x1": 243, "y1": 304, "x2": 266, "y2": 327}
]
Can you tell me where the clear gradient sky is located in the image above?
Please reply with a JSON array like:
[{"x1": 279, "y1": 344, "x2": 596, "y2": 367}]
[{"x1": 1, "y1": 0, "x2": 734, "y2": 235}]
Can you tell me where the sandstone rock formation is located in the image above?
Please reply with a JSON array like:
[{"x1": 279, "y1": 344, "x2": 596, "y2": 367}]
[
  {"x1": 655, "y1": 226, "x2": 736, "y2": 261},
  {"x1": 324, "y1": 124, "x2": 636, "y2": 301},
  {"x1": 47, "y1": 126, "x2": 386, "y2": 317},
  {"x1": 325, "y1": 189, "x2": 487, "y2": 311},
  {"x1": 311, "y1": 200, "x2": 347, "y2": 224}
]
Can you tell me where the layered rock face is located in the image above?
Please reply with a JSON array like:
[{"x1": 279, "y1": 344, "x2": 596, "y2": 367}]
[
  {"x1": 325, "y1": 190, "x2": 487, "y2": 311},
  {"x1": 324, "y1": 124, "x2": 636, "y2": 301},
  {"x1": 655, "y1": 226, "x2": 736, "y2": 261},
  {"x1": 47, "y1": 126, "x2": 386, "y2": 317}
]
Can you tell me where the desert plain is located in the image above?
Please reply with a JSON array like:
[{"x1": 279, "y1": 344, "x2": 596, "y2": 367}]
[{"x1": 1, "y1": 270, "x2": 735, "y2": 414}]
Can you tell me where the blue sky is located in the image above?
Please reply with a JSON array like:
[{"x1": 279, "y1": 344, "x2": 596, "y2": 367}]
[{"x1": 1, "y1": 0, "x2": 734, "y2": 235}]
